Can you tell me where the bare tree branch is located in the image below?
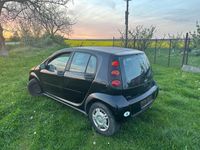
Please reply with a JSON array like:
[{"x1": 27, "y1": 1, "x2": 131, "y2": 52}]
[
  {"x1": 0, "y1": 0, "x2": 72, "y2": 55},
  {"x1": 119, "y1": 25, "x2": 156, "y2": 51}
]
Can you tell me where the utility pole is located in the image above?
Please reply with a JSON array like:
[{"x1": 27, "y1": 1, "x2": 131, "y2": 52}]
[{"x1": 125, "y1": 0, "x2": 131, "y2": 48}]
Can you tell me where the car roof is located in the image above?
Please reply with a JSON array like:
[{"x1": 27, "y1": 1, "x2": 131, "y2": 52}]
[{"x1": 57, "y1": 47, "x2": 143, "y2": 56}]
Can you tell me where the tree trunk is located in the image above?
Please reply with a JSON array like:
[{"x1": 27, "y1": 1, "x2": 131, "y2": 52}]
[{"x1": 0, "y1": 23, "x2": 8, "y2": 56}]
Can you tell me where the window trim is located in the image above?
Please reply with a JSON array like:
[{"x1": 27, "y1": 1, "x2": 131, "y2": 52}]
[{"x1": 85, "y1": 55, "x2": 98, "y2": 75}]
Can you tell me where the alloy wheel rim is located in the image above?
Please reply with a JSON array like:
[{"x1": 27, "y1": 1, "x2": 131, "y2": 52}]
[{"x1": 92, "y1": 108, "x2": 109, "y2": 131}]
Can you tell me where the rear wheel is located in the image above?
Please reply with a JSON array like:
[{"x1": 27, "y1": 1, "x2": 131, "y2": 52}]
[
  {"x1": 88, "y1": 102, "x2": 120, "y2": 136},
  {"x1": 28, "y1": 78, "x2": 42, "y2": 96}
]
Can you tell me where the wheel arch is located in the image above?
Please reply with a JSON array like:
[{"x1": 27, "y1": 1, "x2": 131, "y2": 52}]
[
  {"x1": 85, "y1": 98, "x2": 113, "y2": 114},
  {"x1": 29, "y1": 72, "x2": 40, "y2": 81},
  {"x1": 84, "y1": 93, "x2": 127, "y2": 115}
]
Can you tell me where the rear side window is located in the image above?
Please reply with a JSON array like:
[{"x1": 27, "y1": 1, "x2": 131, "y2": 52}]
[
  {"x1": 70, "y1": 52, "x2": 90, "y2": 73},
  {"x1": 86, "y1": 56, "x2": 97, "y2": 74}
]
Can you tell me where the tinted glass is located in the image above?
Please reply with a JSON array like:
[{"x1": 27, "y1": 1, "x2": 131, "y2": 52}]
[
  {"x1": 48, "y1": 53, "x2": 71, "y2": 72},
  {"x1": 122, "y1": 54, "x2": 150, "y2": 83},
  {"x1": 86, "y1": 56, "x2": 97, "y2": 74},
  {"x1": 70, "y1": 52, "x2": 90, "y2": 73}
]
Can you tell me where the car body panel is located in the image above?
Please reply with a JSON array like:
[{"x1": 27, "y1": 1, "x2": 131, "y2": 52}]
[
  {"x1": 62, "y1": 70, "x2": 94, "y2": 103},
  {"x1": 40, "y1": 69, "x2": 63, "y2": 97}
]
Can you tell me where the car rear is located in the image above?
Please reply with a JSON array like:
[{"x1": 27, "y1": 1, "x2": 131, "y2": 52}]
[
  {"x1": 121, "y1": 52, "x2": 158, "y2": 116},
  {"x1": 108, "y1": 51, "x2": 159, "y2": 119},
  {"x1": 120, "y1": 53, "x2": 155, "y2": 99}
]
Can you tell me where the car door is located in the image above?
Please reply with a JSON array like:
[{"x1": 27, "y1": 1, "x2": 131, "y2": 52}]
[
  {"x1": 40, "y1": 52, "x2": 71, "y2": 97},
  {"x1": 62, "y1": 52, "x2": 97, "y2": 104}
]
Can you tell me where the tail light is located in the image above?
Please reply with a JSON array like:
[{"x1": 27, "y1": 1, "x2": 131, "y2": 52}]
[
  {"x1": 110, "y1": 59, "x2": 122, "y2": 88},
  {"x1": 112, "y1": 61, "x2": 120, "y2": 67},
  {"x1": 111, "y1": 80, "x2": 121, "y2": 87},
  {"x1": 111, "y1": 70, "x2": 120, "y2": 76}
]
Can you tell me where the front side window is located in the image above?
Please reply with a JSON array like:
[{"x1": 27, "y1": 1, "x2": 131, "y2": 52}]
[
  {"x1": 47, "y1": 53, "x2": 71, "y2": 72},
  {"x1": 70, "y1": 52, "x2": 90, "y2": 73}
]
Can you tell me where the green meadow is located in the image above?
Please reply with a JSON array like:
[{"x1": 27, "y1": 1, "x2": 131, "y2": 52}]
[{"x1": 0, "y1": 45, "x2": 199, "y2": 149}]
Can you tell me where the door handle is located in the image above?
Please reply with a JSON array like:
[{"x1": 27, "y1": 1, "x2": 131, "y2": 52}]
[
  {"x1": 57, "y1": 71, "x2": 64, "y2": 76},
  {"x1": 84, "y1": 74, "x2": 95, "y2": 80}
]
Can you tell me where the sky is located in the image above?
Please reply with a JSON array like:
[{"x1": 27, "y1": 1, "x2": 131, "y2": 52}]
[{"x1": 67, "y1": 0, "x2": 200, "y2": 39}]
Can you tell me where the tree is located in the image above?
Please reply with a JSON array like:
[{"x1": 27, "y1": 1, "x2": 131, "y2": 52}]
[
  {"x1": 0, "y1": 0, "x2": 71, "y2": 56},
  {"x1": 37, "y1": 5, "x2": 73, "y2": 38},
  {"x1": 119, "y1": 25, "x2": 156, "y2": 51},
  {"x1": 17, "y1": 19, "x2": 34, "y2": 46},
  {"x1": 0, "y1": 22, "x2": 6, "y2": 55},
  {"x1": 168, "y1": 33, "x2": 183, "y2": 52},
  {"x1": 190, "y1": 22, "x2": 200, "y2": 49}
]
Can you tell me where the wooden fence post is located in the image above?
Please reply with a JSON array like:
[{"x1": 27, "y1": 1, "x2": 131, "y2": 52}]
[
  {"x1": 133, "y1": 37, "x2": 136, "y2": 48},
  {"x1": 112, "y1": 37, "x2": 115, "y2": 47},
  {"x1": 182, "y1": 33, "x2": 189, "y2": 67},
  {"x1": 168, "y1": 39, "x2": 172, "y2": 67},
  {"x1": 185, "y1": 38, "x2": 190, "y2": 65},
  {"x1": 137, "y1": 39, "x2": 140, "y2": 50}
]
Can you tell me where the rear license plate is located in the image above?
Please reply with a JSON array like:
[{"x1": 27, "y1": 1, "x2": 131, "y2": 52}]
[{"x1": 140, "y1": 96, "x2": 152, "y2": 108}]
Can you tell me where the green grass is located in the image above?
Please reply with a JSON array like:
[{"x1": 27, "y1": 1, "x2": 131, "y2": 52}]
[
  {"x1": 0, "y1": 46, "x2": 200, "y2": 150},
  {"x1": 145, "y1": 48, "x2": 200, "y2": 68}
]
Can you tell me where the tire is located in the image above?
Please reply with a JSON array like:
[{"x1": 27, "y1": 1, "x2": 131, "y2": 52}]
[
  {"x1": 28, "y1": 78, "x2": 42, "y2": 96},
  {"x1": 88, "y1": 102, "x2": 120, "y2": 136}
]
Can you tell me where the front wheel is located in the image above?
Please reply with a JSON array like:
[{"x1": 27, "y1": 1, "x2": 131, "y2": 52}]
[
  {"x1": 28, "y1": 78, "x2": 42, "y2": 96},
  {"x1": 88, "y1": 102, "x2": 120, "y2": 136}
]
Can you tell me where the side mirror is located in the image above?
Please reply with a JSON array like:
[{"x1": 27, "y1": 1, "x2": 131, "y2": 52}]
[
  {"x1": 48, "y1": 64, "x2": 56, "y2": 72},
  {"x1": 40, "y1": 63, "x2": 46, "y2": 69}
]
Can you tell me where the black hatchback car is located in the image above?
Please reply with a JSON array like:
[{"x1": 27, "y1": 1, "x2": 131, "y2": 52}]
[{"x1": 28, "y1": 47, "x2": 159, "y2": 136}]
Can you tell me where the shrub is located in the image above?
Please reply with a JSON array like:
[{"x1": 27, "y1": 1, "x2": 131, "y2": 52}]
[
  {"x1": 191, "y1": 49, "x2": 200, "y2": 56},
  {"x1": 20, "y1": 33, "x2": 68, "y2": 48}
]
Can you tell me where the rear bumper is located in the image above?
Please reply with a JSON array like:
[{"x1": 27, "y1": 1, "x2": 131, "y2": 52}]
[{"x1": 113, "y1": 85, "x2": 159, "y2": 121}]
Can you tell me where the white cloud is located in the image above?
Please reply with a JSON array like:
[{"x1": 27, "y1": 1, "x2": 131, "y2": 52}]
[{"x1": 67, "y1": 0, "x2": 200, "y2": 39}]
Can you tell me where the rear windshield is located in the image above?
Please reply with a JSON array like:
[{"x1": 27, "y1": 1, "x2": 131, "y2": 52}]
[{"x1": 122, "y1": 53, "x2": 150, "y2": 83}]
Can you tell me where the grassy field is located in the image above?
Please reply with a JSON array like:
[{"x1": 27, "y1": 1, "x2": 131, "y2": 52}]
[
  {"x1": 65, "y1": 39, "x2": 176, "y2": 48},
  {"x1": 66, "y1": 39, "x2": 119, "y2": 47},
  {"x1": 65, "y1": 39, "x2": 183, "y2": 49},
  {"x1": 0, "y1": 46, "x2": 200, "y2": 150}
]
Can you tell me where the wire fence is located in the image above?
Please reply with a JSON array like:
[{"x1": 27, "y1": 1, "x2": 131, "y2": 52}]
[{"x1": 113, "y1": 34, "x2": 200, "y2": 68}]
